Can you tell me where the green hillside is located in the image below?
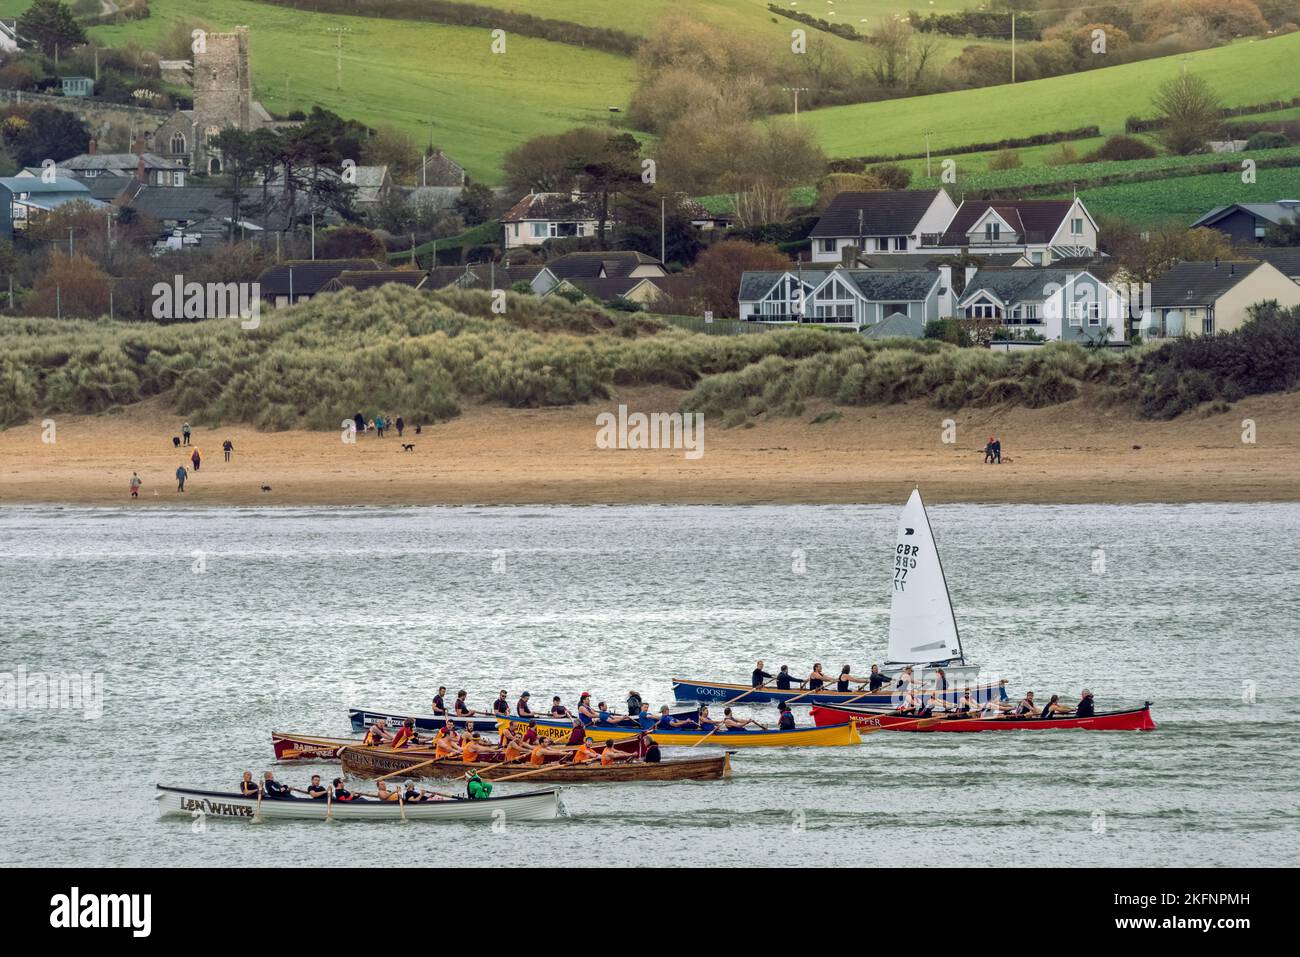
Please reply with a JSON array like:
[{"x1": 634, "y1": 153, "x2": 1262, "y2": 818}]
[
  {"x1": 800, "y1": 33, "x2": 1300, "y2": 160},
  {"x1": 80, "y1": 0, "x2": 638, "y2": 183},
  {"x1": 1074, "y1": 166, "x2": 1300, "y2": 226}
]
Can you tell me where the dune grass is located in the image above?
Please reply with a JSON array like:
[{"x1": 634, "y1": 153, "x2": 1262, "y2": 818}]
[{"x1": 0, "y1": 286, "x2": 1145, "y2": 432}]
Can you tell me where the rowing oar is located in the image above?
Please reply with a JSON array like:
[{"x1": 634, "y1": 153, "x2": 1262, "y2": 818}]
[
  {"x1": 858, "y1": 713, "x2": 949, "y2": 734},
  {"x1": 487, "y1": 756, "x2": 601, "y2": 784}
]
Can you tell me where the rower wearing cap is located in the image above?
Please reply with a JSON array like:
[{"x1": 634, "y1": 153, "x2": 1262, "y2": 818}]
[
  {"x1": 571, "y1": 736, "x2": 600, "y2": 764},
  {"x1": 516, "y1": 691, "x2": 534, "y2": 717},
  {"x1": 461, "y1": 733, "x2": 489, "y2": 763},
  {"x1": 465, "y1": 771, "x2": 493, "y2": 800},
  {"x1": 577, "y1": 693, "x2": 599, "y2": 726},
  {"x1": 402, "y1": 782, "x2": 426, "y2": 804},
  {"x1": 1076, "y1": 689, "x2": 1095, "y2": 717},
  {"x1": 776, "y1": 702, "x2": 796, "y2": 731},
  {"x1": 492, "y1": 690, "x2": 510, "y2": 716},
  {"x1": 431, "y1": 686, "x2": 449, "y2": 715}
]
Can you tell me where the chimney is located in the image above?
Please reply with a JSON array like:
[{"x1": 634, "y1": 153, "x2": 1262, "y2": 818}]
[
  {"x1": 137, "y1": 153, "x2": 146, "y2": 184},
  {"x1": 87, "y1": 137, "x2": 97, "y2": 155},
  {"x1": 841, "y1": 244, "x2": 859, "y2": 268}
]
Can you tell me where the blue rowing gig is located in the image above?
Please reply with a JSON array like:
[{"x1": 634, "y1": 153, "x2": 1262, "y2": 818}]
[{"x1": 671, "y1": 678, "x2": 1008, "y2": 707}]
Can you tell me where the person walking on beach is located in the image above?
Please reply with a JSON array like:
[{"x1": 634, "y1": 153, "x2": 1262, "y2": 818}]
[
  {"x1": 992, "y1": 437, "x2": 1002, "y2": 464},
  {"x1": 130, "y1": 472, "x2": 142, "y2": 498},
  {"x1": 176, "y1": 464, "x2": 188, "y2": 492},
  {"x1": 395, "y1": 415, "x2": 405, "y2": 438},
  {"x1": 182, "y1": 422, "x2": 191, "y2": 446},
  {"x1": 191, "y1": 448, "x2": 201, "y2": 472},
  {"x1": 354, "y1": 412, "x2": 365, "y2": 435},
  {"x1": 222, "y1": 439, "x2": 233, "y2": 462},
  {"x1": 376, "y1": 415, "x2": 386, "y2": 438},
  {"x1": 984, "y1": 436, "x2": 995, "y2": 464}
]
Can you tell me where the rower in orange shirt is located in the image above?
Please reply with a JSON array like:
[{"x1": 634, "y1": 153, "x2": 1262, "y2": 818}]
[
  {"x1": 571, "y1": 736, "x2": 600, "y2": 764},
  {"x1": 433, "y1": 730, "x2": 461, "y2": 759}
]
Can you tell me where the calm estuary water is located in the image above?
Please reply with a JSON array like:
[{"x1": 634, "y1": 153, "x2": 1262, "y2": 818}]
[{"x1": 1, "y1": 503, "x2": 1297, "y2": 867}]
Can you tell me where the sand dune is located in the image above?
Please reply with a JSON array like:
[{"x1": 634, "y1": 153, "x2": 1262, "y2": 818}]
[{"x1": 1, "y1": 387, "x2": 1297, "y2": 506}]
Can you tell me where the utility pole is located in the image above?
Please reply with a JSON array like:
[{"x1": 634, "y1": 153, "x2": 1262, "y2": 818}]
[
  {"x1": 410, "y1": 233, "x2": 416, "y2": 266},
  {"x1": 923, "y1": 129, "x2": 934, "y2": 179},
  {"x1": 781, "y1": 87, "x2": 810, "y2": 118},
  {"x1": 324, "y1": 27, "x2": 351, "y2": 92},
  {"x1": 310, "y1": 210, "x2": 316, "y2": 260},
  {"x1": 1011, "y1": 13, "x2": 1017, "y2": 84},
  {"x1": 660, "y1": 196, "x2": 665, "y2": 264}
]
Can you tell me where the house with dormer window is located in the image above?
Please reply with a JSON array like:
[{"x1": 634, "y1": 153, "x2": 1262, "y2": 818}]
[
  {"x1": 958, "y1": 268, "x2": 1126, "y2": 342},
  {"x1": 936, "y1": 198, "x2": 1098, "y2": 265}
]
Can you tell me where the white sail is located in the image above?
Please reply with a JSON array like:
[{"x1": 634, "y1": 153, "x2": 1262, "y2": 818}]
[{"x1": 887, "y1": 489, "x2": 964, "y2": 665}]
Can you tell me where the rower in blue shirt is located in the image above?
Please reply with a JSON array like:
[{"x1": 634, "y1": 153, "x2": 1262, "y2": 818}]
[{"x1": 656, "y1": 705, "x2": 691, "y2": 730}]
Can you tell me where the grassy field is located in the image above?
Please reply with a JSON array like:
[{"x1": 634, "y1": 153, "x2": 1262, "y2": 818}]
[
  {"x1": 79, "y1": 0, "x2": 638, "y2": 183},
  {"x1": 1073, "y1": 166, "x2": 1300, "y2": 226},
  {"x1": 800, "y1": 33, "x2": 1300, "y2": 160}
]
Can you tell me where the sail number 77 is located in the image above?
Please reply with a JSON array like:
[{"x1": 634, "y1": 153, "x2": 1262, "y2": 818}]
[{"x1": 894, "y1": 545, "x2": 921, "y2": 591}]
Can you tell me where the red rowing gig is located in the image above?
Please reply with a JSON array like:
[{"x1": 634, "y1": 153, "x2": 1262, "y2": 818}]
[{"x1": 810, "y1": 702, "x2": 1156, "y2": 732}]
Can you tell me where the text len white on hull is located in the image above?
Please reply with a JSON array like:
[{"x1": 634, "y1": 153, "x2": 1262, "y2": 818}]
[{"x1": 887, "y1": 489, "x2": 964, "y2": 666}]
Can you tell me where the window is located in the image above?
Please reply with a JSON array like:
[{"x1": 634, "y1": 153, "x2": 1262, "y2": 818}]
[
  {"x1": 821, "y1": 239, "x2": 836, "y2": 253},
  {"x1": 985, "y1": 222, "x2": 1000, "y2": 242},
  {"x1": 967, "y1": 302, "x2": 1000, "y2": 319},
  {"x1": 1203, "y1": 314, "x2": 1214, "y2": 335},
  {"x1": 1030, "y1": 251, "x2": 1043, "y2": 265},
  {"x1": 531, "y1": 222, "x2": 548, "y2": 238},
  {"x1": 893, "y1": 236, "x2": 908, "y2": 251},
  {"x1": 170, "y1": 132, "x2": 186, "y2": 155},
  {"x1": 1071, "y1": 218, "x2": 1084, "y2": 235}
]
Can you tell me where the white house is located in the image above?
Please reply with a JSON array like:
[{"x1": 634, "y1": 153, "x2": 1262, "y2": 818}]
[
  {"x1": 809, "y1": 189, "x2": 958, "y2": 263},
  {"x1": 958, "y1": 268, "x2": 1127, "y2": 343},
  {"x1": 934, "y1": 198, "x2": 1098, "y2": 265},
  {"x1": 502, "y1": 191, "x2": 607, "y2": 249},
  {"x1": 739, "y1": 266, "x2": 941, "y2": 332}
]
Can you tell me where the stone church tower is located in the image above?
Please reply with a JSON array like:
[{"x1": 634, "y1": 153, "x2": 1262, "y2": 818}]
[
  {"x1": 193, "y1": 27, "x2": 254, "y2": 134},
  {"x1": 151, "y1": 25, "x2": 271, "y2": 175}
]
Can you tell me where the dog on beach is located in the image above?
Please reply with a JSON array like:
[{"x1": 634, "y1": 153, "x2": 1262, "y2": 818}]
[
  {"x1": 172, "y1": 436, "x2": 181, "y2": 448},
  {"x1": 401, "y1": 443, "x2": 415, "y2": 452},
  {"x1": 260, "y1": 485, "x2": 272, "y2": 492}
]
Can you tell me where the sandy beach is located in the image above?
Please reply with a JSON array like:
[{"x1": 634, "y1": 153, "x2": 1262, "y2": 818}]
[{"x1": 1, "y1": 386, "x2": 1297, "y2": 506}]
